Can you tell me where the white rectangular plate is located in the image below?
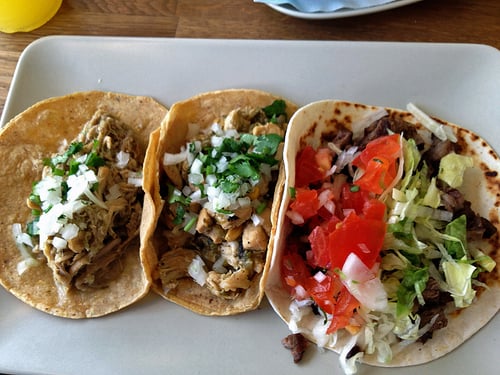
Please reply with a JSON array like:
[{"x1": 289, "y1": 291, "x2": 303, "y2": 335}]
[{"x1": 1, "y1": 37, "x2": 499, "y2": 375}]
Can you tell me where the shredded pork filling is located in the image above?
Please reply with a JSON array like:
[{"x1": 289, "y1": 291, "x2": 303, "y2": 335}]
[{"x1": 22, "y1": 111, "x2": 144, "y2": 294}]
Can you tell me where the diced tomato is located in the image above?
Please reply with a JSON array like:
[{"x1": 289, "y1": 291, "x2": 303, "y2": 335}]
[
  {"x1": 353, "y1": 134, "x2": 401, "y2": 168},
  {"x1": 328, "y1": 211, "x2": 386, "y2": 269},
  {"x1": 354, "y1": 156, "x2": 396, "y2": 194},
  {"x1": 289, "y1": 187, "x2": 320, "y2": 222},
  {"x1": 295, "y1": 146, "x2": 325, "y2": 187},
  {"x1": 362, "y1": 198, "x2": 386, "y2": 221},
  {"x1": 308, "y1": 226, "x2": 330, "y2": 268},
  {"x1": 326, "y1": 286, "x2": 360, "y2": 334},
  {"x1": 352, "y1": 134, "x2": 401, "y2": 195},
  {"x1": 315, "y1": 147, "x2": 333, "y2": 172},
  {"x1": 340, "y1": 183, "x2": 371, "y2": 216},
  {"x1": 281, "y1": 250, "x2": 310, "y2": 298},
  {"x1": 281, "y1": 141, "x2": 392, "y2": 335},
  {"x1": 305, "y1": 273, "x2": 340, "y2": 315}
]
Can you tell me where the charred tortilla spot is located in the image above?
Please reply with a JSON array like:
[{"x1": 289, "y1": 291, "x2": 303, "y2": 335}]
[
  {"x1": 300, "y1": 119, "x2": 318, "y2": 149},
  {"x1": 343, "y1": 115, "x2": 352, "y2": 125},
  {"x1": 353, "y1": 103, "x2": 368, "y2": 110},
  {"x1": 489, "y1": 148, "x2": 499, "y2": 160},
  {"x1": 485, "y1": 170, "x2": 498, "y2": 178}
]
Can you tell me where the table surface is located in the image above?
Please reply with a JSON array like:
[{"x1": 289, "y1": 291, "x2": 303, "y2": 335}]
[{"x1": 0, "y1": 0, "x2": 499, "y2": 117}]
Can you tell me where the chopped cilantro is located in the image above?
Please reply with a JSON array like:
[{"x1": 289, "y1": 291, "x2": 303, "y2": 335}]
[
  {"x1": 263, "y1": 99, "x2": 287, "y2": 123},
  {"x1": 46, "y1": 142, "x2": 84, "y2": 170},
  {"x1": 85, "y1": 151, "x2": 105, "y2": 168},
  {"x1": 173, "y1": 205, "x2": 186, "y2": 225}
]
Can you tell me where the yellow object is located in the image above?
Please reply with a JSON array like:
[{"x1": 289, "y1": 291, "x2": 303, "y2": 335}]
[{"x1": 0, "y1": 0, "x2": 62, "y2": 33}]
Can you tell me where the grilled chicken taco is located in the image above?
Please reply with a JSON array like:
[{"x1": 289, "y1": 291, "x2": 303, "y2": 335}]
[
  {"x1": 265, "y1": 100, "x2": 499, "y2": 372},
  {"x1": 142, "y1": 89, "x2": 297, "y2": 315},
  {"x1": 0, "y1": 91, "x2": 167, "y2": 318}
]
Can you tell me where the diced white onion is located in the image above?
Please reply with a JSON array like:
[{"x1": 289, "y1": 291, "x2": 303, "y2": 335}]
[
  {"x1": 216, "y1": 156, "x2": 228, "y2": 173},
  {"x1": 190, "y1": 158, "x2": 203, "y2": 175},
  {"x1": 335, "y1": 146, "x2": 359, "y2": 171},
  {"x1": 205, "y1": 174, "x2": 217, "y2": 186},
  {"x1": 211, "y1": 122, "x2": 223, "y2": 135},
  {"x1": 189, "y1": 189, "x2": 203, "y2": 203},
  {"x1": 128, "y1": 172, "x2": 143, "y2": 187},
  {"x1": 251, "y1": 213, "x2": 263, "y2": 226},
  {"x1": 163, "y1": 148, "x2": 188, "y2": 166},
  {"x1": 188, "y1": 173, "x2": 203, "y2": 186},
  {"x1": 225, "y1": 128, "x2": 239, "y2": 139},
  {"x1": 17, "y1": 258, "x2": 39, "y2": 275},
  {"x1": 313, "y1": 271, "x2": 327, "y2": 283},
  {"x1": 116, "y1": 151, "x2": 130, "y2": 169},
  {"x1": 51, "y1": 236, "x2": 68, "y2": 250},
  {"x1": 318, "y1": 189, "x2": 332, "y2": 207},
  {"x1": 188, "y1": 255, "x2": 208, "y2": 286},
  {"x1": 60, "y1": 223, "x2": 79, "y2": 241},
  {"x1": 182, "y1": 185, "x2": 193, "y2": 196},
  {"x1": 211, "y1": 135, "x2": 224, "y2": 147},
  {"x1": 212, "y1": 256, "x2": 228, "y2": 273},
  {"x1": 324, "y1": 200, "x2": 336, "y2": 214},
  {"x1": 286, "y1": 210, "x2": 304, "y2": 225},
  {"x1": 105, "y1": 183, "x2": 122, "y2": 200},
  {"x1": 294, "y1": 284, "x2": 308, "y2": 300},
  {"x1": 342, "y1": 253, "x2": 388, "y2": 312},
  {"x1": 12, "y1": 224, "x2": 34, "y2": 247},
  {"x1": 238, "y1": 197, "x2": 251, "y2": 207}
]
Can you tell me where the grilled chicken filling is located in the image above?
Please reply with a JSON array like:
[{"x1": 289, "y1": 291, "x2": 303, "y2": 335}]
[{"x1": 158, "y1": 103, "x2": 288, "y2": 299}]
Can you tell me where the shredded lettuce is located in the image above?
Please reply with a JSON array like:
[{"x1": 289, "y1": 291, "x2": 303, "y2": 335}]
[
  {"x1": 442, "y1": 260, "x2": 476, "y2": 308},
  {"x1": 438, "y1": 152, "x2": 473, "y2": 188},
  {"x1": 444, "y1": 215, "x2": 467, "y2": 259},
  {"x1": 396, "y1": 265, "x2": 429, "y2": 317}
]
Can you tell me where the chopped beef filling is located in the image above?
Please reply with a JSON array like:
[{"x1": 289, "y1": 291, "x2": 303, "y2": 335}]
[{"x1": 282, "y1": 333, "x2": 308, "y2": 363}]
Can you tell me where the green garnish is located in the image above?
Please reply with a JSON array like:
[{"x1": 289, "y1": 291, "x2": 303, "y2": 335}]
[
  {"x1": 184, "y1": 216, "x2": 197, "y2": 232},
  {"x1": 44, "y1": 142, "x2": 84, "y2": 170},
  {"x1": 263, "y1": 99, "x2": 287, "y2": 123},
  {"x1": 256, "y1": 201, "x2": 267, "y2": 214}
]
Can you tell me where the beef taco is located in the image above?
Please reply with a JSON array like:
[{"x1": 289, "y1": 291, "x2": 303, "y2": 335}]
[
  {"x1": 0, "y1": 91, "x2": 167, "y2": 318},
  {"x1": 142, "y1": 89, "x2": 297, "y2": 315},
  {"x1": 265, "y1": 100, "x2": 499, "y2": 372}
]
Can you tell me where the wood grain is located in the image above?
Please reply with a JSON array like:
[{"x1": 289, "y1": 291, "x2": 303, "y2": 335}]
[{"x1": 0, "y1": 0, "x2": 498, "y2": 117}]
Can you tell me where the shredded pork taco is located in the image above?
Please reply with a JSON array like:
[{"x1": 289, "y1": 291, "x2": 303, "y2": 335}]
[
  {"x1": 265, "y1": 100, "x2": 499, "y2": 372},
  {"x1": 142, "y1": 89, "x2": 297, "y2": 315},
  {"x1": 0, "y1": 91, "x2": 167, "y2": 318}
]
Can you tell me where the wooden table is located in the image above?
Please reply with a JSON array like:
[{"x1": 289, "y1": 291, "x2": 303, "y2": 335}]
[{"x1": 0, "y1": 0, "x2": 498, "y2": 118}]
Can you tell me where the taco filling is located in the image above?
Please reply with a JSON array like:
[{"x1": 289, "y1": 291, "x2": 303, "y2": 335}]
[
  {"x1": 159, "y1": 101, "x2": 288, "y2": 300},
  {"x1": 13, "y1": 110, "x2": 145, "y2": 297},
  {"x1": 266, "y1": 100, "x2": 498, "y2": 373}
]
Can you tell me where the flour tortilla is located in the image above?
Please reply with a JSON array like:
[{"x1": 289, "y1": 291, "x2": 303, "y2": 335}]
[
  {"x1": 265, "y1": 100, "x2": 500, "y2": 366},
  {"x1": 0, "y1": 91, "x2": 167, "y2": 318},
  {"x1": 142, "y1": 89, "x2": 297, "y2": 315}
]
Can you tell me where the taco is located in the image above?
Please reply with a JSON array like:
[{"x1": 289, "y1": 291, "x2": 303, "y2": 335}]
[
  {"x1": 0, "y1": 91, "x2": 167, "y2": 318},
  {"x1": 141, "y1": 89, "x2": 297, "y2": 315},
  {"x1": 265, "y1": 100, "x2": 499, "y2": 372}
]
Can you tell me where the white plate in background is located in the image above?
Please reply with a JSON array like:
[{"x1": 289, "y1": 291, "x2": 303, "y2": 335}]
[
  {"x1": 266, "y1": 0, "x2": 423, "y2": 20},
  {"x1": 0, "y1": 37, "x2": 499, "y2": 375}
]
